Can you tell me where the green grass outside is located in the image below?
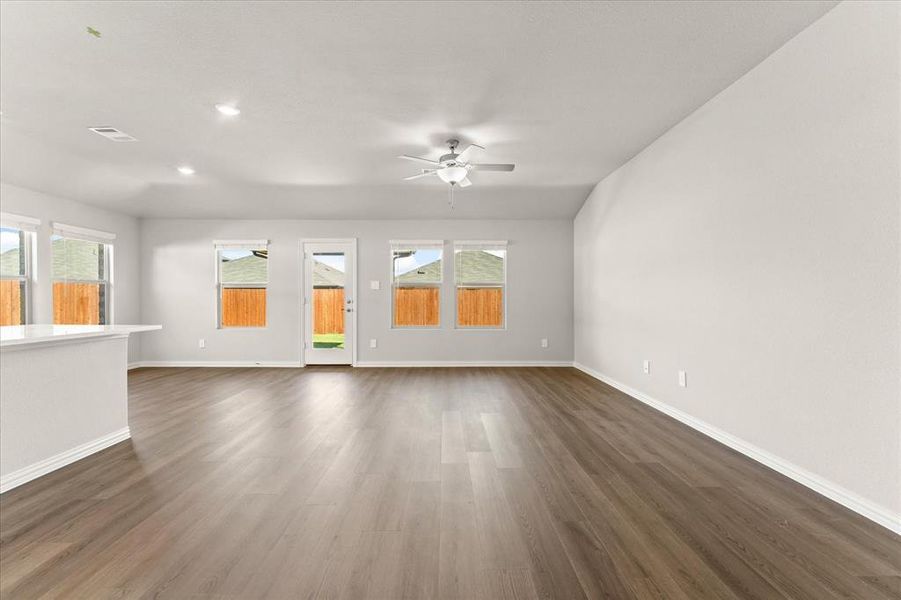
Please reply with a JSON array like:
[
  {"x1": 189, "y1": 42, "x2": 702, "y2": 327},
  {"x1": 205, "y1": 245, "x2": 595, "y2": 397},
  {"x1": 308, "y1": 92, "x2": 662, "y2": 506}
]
[{"x1": 313, "y1": 332, "x2": 345, "y2": 349}]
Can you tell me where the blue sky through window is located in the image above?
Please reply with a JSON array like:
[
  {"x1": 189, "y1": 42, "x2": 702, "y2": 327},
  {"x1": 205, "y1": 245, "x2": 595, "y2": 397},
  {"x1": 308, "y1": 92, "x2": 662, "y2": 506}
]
[{"x1": 220, "y1": 249, "x2": 254, "y2": 261}]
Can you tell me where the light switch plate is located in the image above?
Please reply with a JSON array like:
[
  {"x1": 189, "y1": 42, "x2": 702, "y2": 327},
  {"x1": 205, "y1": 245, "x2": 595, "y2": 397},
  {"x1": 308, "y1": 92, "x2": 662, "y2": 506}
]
[
  {"x1": 678, "y1": 370, "x2": 687, "y2": 387},
  {"x1": 540, "y1": 338, "x2": 549, "y2": 348},
  {"x1": 370, "y1": 339, "x2": 377, "y2": 348},
  {"x1": 370, "y1": 280, "x2": 380, "y2": 290},
  {"x1": 643, "y1": 360, "x2": 650, "y2": 374}
]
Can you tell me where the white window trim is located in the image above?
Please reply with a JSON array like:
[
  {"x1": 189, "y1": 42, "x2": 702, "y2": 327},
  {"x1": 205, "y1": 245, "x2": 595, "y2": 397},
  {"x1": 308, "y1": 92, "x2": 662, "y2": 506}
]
[
  {"x1": 388, "y1": 239, "x2": 444, "y2": 250},
  {"x1": 52, "y1": 222, "x2": 116, "y2": 243},
  {"x1": 0, "y1": 212, "x2": 40, "y2": 232},
  {"x1": 454, "y1": 240, "x2": 508, "y2": 330},
  {"x1": 213, "y1": 239, "x2": 269, "y2": 251},
  {"x1": 215, "y1": 240, "x2": 269, "y2": 329},
  {"x1": 453, "y1": 240, "x2": 508, "y2": 250},
  {"x1": 390, "y1": 240, "x2": 444, "y2": 329}
]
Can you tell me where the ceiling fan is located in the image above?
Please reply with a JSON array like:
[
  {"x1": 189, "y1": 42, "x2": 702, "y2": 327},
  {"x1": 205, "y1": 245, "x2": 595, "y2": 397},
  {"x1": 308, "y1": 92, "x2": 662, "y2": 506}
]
[{"x1": 399, "y1": 139, "x2": 514, "y2": 187}]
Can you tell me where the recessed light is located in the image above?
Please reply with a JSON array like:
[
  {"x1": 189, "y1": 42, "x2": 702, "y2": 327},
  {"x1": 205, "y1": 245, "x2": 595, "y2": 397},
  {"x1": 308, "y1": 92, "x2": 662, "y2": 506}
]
[
  {"x1": 215, "y1": 104, "x2": 240, "y2": 117},
  {"x1": 177, "y1": 166, "x2": 195, "y2": 176}
]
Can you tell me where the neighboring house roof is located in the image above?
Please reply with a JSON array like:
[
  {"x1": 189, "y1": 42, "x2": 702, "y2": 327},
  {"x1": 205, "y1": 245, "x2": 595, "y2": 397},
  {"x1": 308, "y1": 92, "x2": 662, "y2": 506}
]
[
  {"x1": 395, "y1": 250, "x2": 504, "y2": 284},
  {"x1": 218, "y1": 255, "x2": 345, "y2": 287},
  {"x1": 395, "y1": 257, "x2": 442, "y2": 284},
  {"x1": 220, "y1": 254, "x2": 267, "y2": 283},
  {"x1": 454, "y1": 250, "x2": 504, "y2": 284},
  {"x1": 313, "y1": 260, "x2": 345, "y2": 287}
]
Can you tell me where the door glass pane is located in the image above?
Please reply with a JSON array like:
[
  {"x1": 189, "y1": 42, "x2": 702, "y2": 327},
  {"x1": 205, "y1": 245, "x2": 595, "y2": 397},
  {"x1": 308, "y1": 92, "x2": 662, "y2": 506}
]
[{"x1": 312, "y1": 252, "x2": 345, "y2": 349}]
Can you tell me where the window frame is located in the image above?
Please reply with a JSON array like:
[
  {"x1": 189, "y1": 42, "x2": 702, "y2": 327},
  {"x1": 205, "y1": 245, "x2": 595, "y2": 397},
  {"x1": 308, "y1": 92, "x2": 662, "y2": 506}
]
[
  {"x1": 50, "y1": 222, "x2": 116, "y2": 325},
  {"x1": 0, "y1": 213, "x2": 39, "y2": 326},
  {"x1": 389, "y1": 240, "x2": 444, "y2": 330},
  {"x1": 214, "y1": 239, "x2": 270, "y2": 329},
  {"x1": 453, "y1": 240, "x2": 508, "y2": 330}
]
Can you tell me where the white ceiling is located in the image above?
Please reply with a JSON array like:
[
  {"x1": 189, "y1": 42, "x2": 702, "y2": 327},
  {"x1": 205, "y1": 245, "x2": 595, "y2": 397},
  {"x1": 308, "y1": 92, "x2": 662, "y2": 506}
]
[{"x1": 0, "y1": 1, "x2": 838, "y2": 219}]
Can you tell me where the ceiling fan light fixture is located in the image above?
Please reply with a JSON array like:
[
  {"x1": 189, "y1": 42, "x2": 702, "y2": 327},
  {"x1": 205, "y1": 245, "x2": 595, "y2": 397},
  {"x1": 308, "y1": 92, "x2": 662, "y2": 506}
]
[{"x1": 437, "y1": 165, "x2": 468, "y2": 184}]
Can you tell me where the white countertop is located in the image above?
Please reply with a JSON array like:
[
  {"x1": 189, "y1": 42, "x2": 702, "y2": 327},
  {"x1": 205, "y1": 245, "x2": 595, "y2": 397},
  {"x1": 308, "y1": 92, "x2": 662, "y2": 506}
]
[{"x1": 0, "y1": 324, "x2": 162, "y2": 348}]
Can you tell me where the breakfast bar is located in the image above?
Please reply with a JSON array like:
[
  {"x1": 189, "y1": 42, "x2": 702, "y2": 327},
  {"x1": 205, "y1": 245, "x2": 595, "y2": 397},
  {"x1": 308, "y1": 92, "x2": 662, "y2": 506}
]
[{"x1": 0, "y1": 324, "x2": 160, "y2": 492}]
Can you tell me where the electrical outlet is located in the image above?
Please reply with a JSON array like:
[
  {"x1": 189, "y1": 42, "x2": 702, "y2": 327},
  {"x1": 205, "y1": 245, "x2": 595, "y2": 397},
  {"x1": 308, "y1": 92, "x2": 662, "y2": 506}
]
[
  {"x1": 370, "y1": 280, "x2": 380, "y2": 290},
  {"x1": 198, "y1": 338, "x2": 205, "y2": 349},
  {"x1": 370, "y1": 338, "x2": 377, "y2": 349},
  {"x1": 678, "y1": 370, "x2": 687, "y2": 387},
  {"x1": 643, "y1": 360, "x2": 650, "y2": 374},
  {"x1": 540, "y1": 338, "x2": 549, "y2": 348}
]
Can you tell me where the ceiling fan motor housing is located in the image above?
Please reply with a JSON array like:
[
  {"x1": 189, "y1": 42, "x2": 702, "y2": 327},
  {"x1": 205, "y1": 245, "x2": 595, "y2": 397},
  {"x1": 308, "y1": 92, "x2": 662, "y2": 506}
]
[{"x1": 440, "y1": 139, "x2": 461, "y2": 165}]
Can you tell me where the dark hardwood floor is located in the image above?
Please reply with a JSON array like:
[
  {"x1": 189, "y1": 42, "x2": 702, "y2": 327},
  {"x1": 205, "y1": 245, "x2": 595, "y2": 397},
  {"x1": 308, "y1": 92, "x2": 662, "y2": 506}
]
[{"x1": 1, "y1": 366, "x2": 898, "y2": 599}]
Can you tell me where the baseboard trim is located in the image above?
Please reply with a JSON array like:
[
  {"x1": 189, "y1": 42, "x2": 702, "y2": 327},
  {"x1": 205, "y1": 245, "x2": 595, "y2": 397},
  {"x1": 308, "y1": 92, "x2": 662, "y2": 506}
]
[
  {"x1": 355, "y1": 360, "x2": 574, "y2": 368},
  {"x1": 0, "y1": 427, "x2": 131, "y2": 494},
  {"x1": 131, "y1": 361, "x2": 302, "y2": 369},
  {"x1": 130, "y1": 360, "x2": 572, "y2": 369},
  {"x1": 573, "y1": 362, "x2": 901, "y2": 535}
]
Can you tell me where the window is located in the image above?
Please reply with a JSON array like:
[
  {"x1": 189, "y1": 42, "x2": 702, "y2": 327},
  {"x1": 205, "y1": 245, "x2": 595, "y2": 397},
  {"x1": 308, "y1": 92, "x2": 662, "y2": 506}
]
[
  {"x1": 455, "y1": 241, "x2": 507, "y2": 328},
  {"x1": 51, "y1": 223, "x2": 115, "y2": 325},
  {"x1": 0, "y1": 213, "x2": 38, "y2": 326},
  {"x1": 391, "y1": 240, "x2": 443, "y2": 328},
  {"x1": 216, "y1": 240, "x2": 268, "y2": 328}
]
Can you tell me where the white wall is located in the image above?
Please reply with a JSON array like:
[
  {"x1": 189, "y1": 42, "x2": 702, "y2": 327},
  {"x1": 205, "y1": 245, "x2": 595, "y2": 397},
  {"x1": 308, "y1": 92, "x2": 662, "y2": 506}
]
[
  {"x1": 0, "y1": 183, "x2": 144, "y2": 362},
  {"x1": 575, "y1": 1, "x2": 899, "y2": 527},
  {"x1": 140, "y1": 219, "x2": 573, "y2": 365}
]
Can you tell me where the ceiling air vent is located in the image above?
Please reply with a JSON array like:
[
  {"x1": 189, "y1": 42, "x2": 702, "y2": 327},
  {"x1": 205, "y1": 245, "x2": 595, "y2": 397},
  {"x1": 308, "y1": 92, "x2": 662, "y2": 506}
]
[{"x1": 88, "y1": 126, "x2": 138, "y2": 142}]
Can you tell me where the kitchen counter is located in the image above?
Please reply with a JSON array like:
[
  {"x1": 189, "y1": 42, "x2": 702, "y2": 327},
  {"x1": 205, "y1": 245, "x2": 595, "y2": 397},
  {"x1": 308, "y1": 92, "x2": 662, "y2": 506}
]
[
  {"x1": 0, "y1": 324, "x2": 161, "y2": 349},
  {"x1": 0, "y1": 324, "x2": 160, "y2": 493}
]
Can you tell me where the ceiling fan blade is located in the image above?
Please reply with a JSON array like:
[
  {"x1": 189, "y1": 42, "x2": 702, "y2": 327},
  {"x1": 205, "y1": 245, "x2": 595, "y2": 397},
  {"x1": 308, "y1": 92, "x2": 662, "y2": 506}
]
[
  {"x1": 458, "y1": 177, "x2": 473, "y2": 188},
  {"x1": 398, "y1": 154, "x2": 439, "y2": 165},
  {"x1": 455, "y1": 144, "x2": 484, "y2": 163},
  {"x1": 403, "y1": 170, "x2": 437, "y2": 181},
  {"x1": 470, "y1": 163, "x2": 515, "y2": 172}
]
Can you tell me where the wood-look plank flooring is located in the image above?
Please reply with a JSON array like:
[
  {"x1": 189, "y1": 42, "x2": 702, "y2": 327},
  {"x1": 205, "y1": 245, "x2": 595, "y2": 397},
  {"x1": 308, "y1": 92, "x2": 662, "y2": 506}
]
[{"x1": 1, "y1": 366, "x2": 899, "y2": 599}]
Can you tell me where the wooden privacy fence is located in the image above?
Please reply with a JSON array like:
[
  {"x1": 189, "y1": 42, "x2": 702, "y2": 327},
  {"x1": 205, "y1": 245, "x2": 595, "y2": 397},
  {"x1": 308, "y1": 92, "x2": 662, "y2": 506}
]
[
  {"x1": 392, "y1": 286, "x2": 503, "y2": 327},
  {"x1": 314, "y1": 288, "x2": 345, "y2": 333},
  {"x1": 5, "y1": 283, "x2": 503, "y2": 329},
  {"x1": 457, "y1": 287, "x2": 504, "y2": 327},
  {"x1": 53, "y1": 282, "x2": 101, "y2": 324},
  {"x1": 221, "y1": 288, "x2": 267, "y2": 327},
  {"x1": 0, "y1": 279, "x2": 22, "y2": 326},
  {"x1": 393, "y1": 287, "x2": 440, "y2": 327},
  {"x1": 220, "y1": 288, "x2": 345, "y2": 331}
]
